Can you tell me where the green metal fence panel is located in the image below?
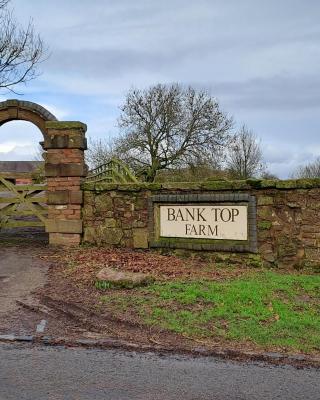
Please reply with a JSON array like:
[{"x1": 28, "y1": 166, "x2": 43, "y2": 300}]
[{"x1": 85, "y1": 158, "x2": 138, "y2": 184}]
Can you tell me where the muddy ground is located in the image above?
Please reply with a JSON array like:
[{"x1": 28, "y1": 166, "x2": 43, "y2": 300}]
[{"x1": 0, "y1": 231, "x2": 224, "y2": 350}]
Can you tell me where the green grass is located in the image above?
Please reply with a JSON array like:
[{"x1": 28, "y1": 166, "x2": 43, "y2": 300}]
[{"x1": 100, "y1": 271, "x2": 320, "y2": 353}]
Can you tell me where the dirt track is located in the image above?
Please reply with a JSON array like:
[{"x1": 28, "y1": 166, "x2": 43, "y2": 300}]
[
  {"x1": 0, "y1": 228, "x2": 51, "y2": 333},
  {"x1": 0, "y1": 245, "x2": 48, "y2": 316}
]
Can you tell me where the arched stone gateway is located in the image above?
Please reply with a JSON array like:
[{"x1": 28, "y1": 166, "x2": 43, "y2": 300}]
[{"x1": 0, "y1": 99, "x2": 87, "y2": 245}]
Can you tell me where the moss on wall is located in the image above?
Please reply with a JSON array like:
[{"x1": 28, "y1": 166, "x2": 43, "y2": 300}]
[
  {"x1": 82, "y1": 178, "x2": 320, "y2": 268},
  {"x1": 82, "y1": 178, "x2": 320, "y2": 193}
]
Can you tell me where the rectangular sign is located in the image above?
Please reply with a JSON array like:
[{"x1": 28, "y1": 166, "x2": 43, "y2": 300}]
[{"x1": 159, "y1": 204, "x2": 248, "y2": 241}]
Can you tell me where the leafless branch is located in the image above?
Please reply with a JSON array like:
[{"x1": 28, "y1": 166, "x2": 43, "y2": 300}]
[
  {"x1": 226, "y1": 125, "x2": 265, "y2": 179},
  {"x1": 0, "y1": 1, "x2": 46, "y2": 92},
  {"x1": 113, "y1": 84, "x2": 233, "y2": 181},
  {"x1": 293, "y1": 157, "x2": 320, "y2": 178}
]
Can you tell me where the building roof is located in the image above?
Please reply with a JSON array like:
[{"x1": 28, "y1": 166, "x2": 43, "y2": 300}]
[{"x1": 0, "y1": 161, "x2": 43, "y2": 174}]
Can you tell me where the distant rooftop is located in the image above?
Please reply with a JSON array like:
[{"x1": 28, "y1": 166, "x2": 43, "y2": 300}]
[{"x1": 0, "y1": 161, "x2": 43, "y2": 174}]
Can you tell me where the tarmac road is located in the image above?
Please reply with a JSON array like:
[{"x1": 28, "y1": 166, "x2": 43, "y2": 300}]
[{"x1": 0, "y1": 343, "x2": 319, "y2": 400}]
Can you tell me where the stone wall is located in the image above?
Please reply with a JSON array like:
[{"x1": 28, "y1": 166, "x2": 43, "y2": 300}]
[{"x1": 82, "y1": 179, "x2": 320, "y2": 268}]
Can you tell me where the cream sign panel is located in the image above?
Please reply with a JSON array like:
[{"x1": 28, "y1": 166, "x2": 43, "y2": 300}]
[{"x1": 159, "y1": 205, "x2": 248, "y2": 241}]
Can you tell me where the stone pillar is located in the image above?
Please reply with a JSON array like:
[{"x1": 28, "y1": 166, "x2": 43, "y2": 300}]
[{"x1": 43, "y1": 121, "x2": 87, "y2": 245}]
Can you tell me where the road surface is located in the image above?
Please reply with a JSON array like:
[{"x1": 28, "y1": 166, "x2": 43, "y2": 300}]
[{"x1": 0, "y1": 343, "x2": 319, "y2": 400}]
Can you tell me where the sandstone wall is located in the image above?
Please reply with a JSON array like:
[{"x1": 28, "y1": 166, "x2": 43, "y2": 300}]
[{"x1": 82, "y1": 179, "x2": 320, "y2": 268}]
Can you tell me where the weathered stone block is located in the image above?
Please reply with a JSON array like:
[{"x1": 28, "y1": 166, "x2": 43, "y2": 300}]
[
  {"x1": 96, "y1": 267, "x2": 154, "y2": 288},
  {"x1": 277, "y1": 238, "x2": 298, "y2": 258},
  {"x1": 45, "y1": 219, "x2": 83, "y2": 234},
  {"x1": 47, "y1": 190, "x2": 83, "y2": 206},
  {"x1": 258, "y1": 221, "x2": 272, "y2": 230},
  {"x1": 43, "y1": 134, "x2": 87, "y2": 150},
  {"x1": 49, "y1": 233, "x2": 81, "y2": 246},
  {"x1": 45, "y1": 152, "x2": 62, "y2": 164},
  {"x1": 121, "y1": 220, "x2": 133, "y2": 229},
  {"x1": 140, "y1": 183, "x2": 162, "y2": 191},
  {"x1": 82, "y1": 205, "x2": 94, "y2": 219},
  {"x1": 69, "y1": 191, "x2": 83, "y2": 204},
  {"x1": 134, "y1": 197, "x2": 148, "y2": 211},
  {"x1": 305, "y1": 248, "x2": 320, "y2": 260},
  {"x1": 104, "y1": 218, "x2": 117, "y2": 228},
  {"x1": 259, "y1": 180, "x2": 277, "y2": 188},
  {"x1": 118, "y1": 184, "x2": 142, "y2": 192},
  {"x1": 95, "y1": 194, "x2": 113, "y2": 213},
  {"x1": 200, "y1": 181, "x2": 235, "y2": 191},
  {"x1": 257, "y1": 207, "x2": 272, "y2": 219},
  {"x1": 287, "y1": 202, "x2": 301, "y2": 208},
  {"x1": 162, "y1": 182, "x2": 201, "y2": 190},
  {"x1": 59, "y1": 163, "x2": 86, "y2": 177},
  {"x1": 45, "y1": 163, "x2": 60, "y2": 177},
  {"x1": 83, "y1": 227, "x2": 96, "y2": 243},
  {"x1": 45, "y1": 163, "x2": 87, "y2": 177},
  {"x1": 103, "y1": 227, "x2": 123, "y2": 245},
  {"x1": 275, "y1": 180, "x2": 297, "y2": 189},
  {"x1": 47, "y1": 190, "x2": 69, "y2": 204},
  {"x1": 257, "y1": 196, "x2": 274, "y2": 206},
  {"x1": 46, "y1": 121, "x2": 87, "y2": 131},
  {"x1": 132, "y1": 220, "x2": 147, "y2": 228},
  {"x1": 133, "y1": 228, "x2": 149, "y2": 249},
  {"x1": 83, "y1": 191, "x2": 95, "y2": 204}
]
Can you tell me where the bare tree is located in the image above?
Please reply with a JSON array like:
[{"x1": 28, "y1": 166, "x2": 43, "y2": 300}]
[
  {"x1": 261, "y1": 170, "x2": 279, "y2": 180},
  {"x1": 86, "y1": 138, "x2": 117, "y2": 169},
  {"x1": 0, "y1": 0, "x2": 45, "y2": 92},
  {"x1": 31, "y1": 144, "x2": 45, "y2": 183},
  {"x1": 293, "y1": 157, "x2": 320, "y2": 178},
  {"x1": 0, "y1": 1, "x2": 9, "y2": 9},
  {"x1": 226, "y1": 125, "x2": 264, "y2": 179},
  {"x1": 113, "y1": 84, "x2": 233, "y2": 181}
]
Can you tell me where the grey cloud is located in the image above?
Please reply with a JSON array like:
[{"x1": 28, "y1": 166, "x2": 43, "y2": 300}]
[
  {"x1": 15, "y1": 0, "x2": 320, "y2": 60},
  {"x1": 45, "y1": 48, "x2": 172, "y2": 78},
  {"x1": 44, "y1": 49, "x2": 320, "y2": 114},
  {"x1": 3, "y1": 0, "x2": 319, "y2": 178},
  {"x1": 209, "y1": 75, "x2": 320, "y2": 111},
  {"x1": 263, "y1": 145, "x2": 315, "y2": 165}
]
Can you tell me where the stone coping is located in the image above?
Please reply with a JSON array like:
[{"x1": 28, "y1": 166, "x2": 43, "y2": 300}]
[
  {"x1": 45, "y1": 121, "x2": 87, "y2": 131},
  {"x1": 82, "y1": 178, "x2": 320, "y2": 192}
]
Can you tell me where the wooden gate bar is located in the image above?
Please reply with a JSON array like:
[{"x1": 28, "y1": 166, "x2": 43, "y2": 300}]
[{"x1": 0, "y1": 176, "x2": 47, "y2": 230}]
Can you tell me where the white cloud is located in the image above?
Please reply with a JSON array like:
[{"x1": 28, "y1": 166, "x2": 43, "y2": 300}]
[
  {"x1": 41, "y1": 104, "x2": 70, "y2": 120},
  {"x1": 0, "y1": 142, "x2": 18, "y2": 153},
  {"x1": 0, "y1": 121, "x2": 42, "y2": 161},
  {"x1": 0, "y1": 145, "x2": 38, "y2": 161}
]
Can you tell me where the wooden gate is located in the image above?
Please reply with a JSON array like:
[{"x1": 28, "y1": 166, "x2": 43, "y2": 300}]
[{"x1": 0, "y1": 176, "x2": 47, "y2": 230}]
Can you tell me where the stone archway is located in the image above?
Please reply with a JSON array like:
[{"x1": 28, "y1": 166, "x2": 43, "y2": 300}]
[{"x1": 0, "y1": 99, "x2": 87, "y2": 245}]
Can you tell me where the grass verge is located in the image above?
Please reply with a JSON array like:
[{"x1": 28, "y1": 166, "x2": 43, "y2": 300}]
[{"x1": 100, "y1": 271, "x2": 320, "y2": 353}]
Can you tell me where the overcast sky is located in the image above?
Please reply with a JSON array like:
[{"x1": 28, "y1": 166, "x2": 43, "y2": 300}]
[{"x1": 0, "y1": 0, "x2": 319, "y2": 178}]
